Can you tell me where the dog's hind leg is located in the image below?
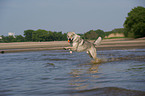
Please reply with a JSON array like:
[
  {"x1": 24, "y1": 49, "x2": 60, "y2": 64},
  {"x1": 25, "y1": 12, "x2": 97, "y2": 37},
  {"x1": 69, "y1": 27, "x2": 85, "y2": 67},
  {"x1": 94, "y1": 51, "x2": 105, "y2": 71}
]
[
  {"x1": 87, "y1": 47, "x2": 100, "y2": 63},
  {"x1": 87, "y1": 47, "x2": 96, "y2": 60},
  {"x1": 87, "y1": 51, "x2": 93, "y2": 58}
]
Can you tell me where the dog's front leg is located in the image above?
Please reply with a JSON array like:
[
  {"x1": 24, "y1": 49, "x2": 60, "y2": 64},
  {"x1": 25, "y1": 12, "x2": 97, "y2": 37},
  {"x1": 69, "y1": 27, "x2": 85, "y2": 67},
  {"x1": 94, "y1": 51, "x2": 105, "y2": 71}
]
[
  {"x1": 63, "y1": 47, "x2": 73, "y2": 50},
  {"x1": 64, "y1": 47, "x2": 73, "y2": 54}
]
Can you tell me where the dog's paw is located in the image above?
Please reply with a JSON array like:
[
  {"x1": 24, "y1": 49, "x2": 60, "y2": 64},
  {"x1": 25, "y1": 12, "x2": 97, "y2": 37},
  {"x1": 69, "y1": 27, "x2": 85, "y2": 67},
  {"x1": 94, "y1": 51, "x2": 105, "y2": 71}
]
[{"x1": 70, "y1": 51, "x2": 72, "y2": 54}]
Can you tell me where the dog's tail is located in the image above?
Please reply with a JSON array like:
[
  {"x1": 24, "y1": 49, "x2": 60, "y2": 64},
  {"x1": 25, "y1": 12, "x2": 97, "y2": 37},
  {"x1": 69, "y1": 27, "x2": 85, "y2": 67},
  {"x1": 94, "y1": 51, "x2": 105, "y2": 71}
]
[{"x1": 94, "y1": 37, "x2": 102, "y2": 46}]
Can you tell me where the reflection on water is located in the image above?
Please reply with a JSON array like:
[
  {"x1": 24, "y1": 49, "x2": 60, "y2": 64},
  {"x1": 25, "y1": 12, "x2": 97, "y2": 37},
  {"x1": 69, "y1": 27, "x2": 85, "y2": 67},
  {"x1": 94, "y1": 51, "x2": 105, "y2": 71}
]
[
  {"x1": 0, "y1": 49, "x2": 145, "y2": 96},
  {"x1": 69, "y1": 63, "x2": 100, "y2": 90}
]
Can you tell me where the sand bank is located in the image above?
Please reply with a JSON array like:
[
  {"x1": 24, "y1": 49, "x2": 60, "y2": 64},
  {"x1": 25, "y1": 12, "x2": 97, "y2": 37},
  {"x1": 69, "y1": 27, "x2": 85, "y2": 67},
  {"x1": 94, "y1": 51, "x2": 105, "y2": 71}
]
[{"x1": 0, "y1": 39, "x2": 145, "y2": 53}]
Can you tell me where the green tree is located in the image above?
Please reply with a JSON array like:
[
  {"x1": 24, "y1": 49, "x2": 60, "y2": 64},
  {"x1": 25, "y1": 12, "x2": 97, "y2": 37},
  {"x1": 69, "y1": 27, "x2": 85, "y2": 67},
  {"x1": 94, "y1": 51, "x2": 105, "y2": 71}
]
[
  {"x1": 24, "y1": 30, "x2": 34, "y2": 41},
  {"x1": 2, "y1": 36, "x2": 16, "y2": 42},
  {"x1": 84, "y1": 29, "x2": 105, "y2": 39},
  {"x1": 124, "y1": 6, "x2": 145, "y2": 38},
  {"x1": 95, "y1": 29, "x2": 105, "y2": 38},
  {"x1": 16, "y1": 35, "x2": 25, "y2": 42},
  {"x1": 32, "y1": 29, "x2": 48, "y2": 41},
  {"x1": 62, "y1": 33, "x2": 67, "y2": 40}
]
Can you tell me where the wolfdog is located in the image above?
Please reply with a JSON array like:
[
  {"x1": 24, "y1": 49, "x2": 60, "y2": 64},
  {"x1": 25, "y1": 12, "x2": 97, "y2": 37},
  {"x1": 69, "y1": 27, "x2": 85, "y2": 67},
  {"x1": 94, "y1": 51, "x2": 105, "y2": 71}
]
[{"x1": 64, "y1": 32, "x2": 102, "y2": 62}]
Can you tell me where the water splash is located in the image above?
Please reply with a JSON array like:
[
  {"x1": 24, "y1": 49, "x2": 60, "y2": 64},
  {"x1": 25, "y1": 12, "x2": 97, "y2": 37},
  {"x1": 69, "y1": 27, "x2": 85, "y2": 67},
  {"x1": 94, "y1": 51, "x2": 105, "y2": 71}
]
[{"x1": 91, "y1": 55, "x2": 145, "y2": 64}]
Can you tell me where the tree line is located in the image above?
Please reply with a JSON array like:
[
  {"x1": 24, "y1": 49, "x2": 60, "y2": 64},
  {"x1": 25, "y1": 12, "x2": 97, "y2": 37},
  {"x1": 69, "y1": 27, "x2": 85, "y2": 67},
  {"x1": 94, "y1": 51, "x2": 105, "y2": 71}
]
[
  {"x1": 0, "y1": 30, "x2": 68, "y2": 42},
  {"x1": 24, "y1": 29, "x2": 67, "y2": 42},
  {"x1": 0, "y1": 29, "x2": 106, "y2": 42},
  {"x1": 0, "y1": 29, "x2": 107, "y2": 42}
]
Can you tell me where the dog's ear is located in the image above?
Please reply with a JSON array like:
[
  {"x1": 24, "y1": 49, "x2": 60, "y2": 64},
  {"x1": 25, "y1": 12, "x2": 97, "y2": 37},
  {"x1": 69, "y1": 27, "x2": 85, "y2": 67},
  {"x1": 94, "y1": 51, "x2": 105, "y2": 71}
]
[
  {"x1": 72, "y1": 32, "x2": 75, "y2": 34},
  {"x1": 67, "y1": 32, "x2": 75, "y2": 34}
]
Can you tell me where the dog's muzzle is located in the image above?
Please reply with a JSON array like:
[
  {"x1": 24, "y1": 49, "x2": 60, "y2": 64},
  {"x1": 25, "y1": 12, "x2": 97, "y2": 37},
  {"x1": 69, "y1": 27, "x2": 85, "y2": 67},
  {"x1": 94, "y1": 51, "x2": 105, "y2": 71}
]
[{"x1": 68, "y1": 38, "x2": 73, "y2": 43}]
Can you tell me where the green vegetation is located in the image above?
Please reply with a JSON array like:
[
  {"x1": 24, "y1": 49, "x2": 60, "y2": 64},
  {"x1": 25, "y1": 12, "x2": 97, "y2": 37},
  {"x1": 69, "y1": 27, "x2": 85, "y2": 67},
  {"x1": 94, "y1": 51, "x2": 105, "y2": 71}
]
[
  {"x1": 0, "y1": 29, "x2": 67, "y2": 42},
  {"x1": 105, "y1": 28, "x2": 125, "y2": 38},
  {"x1": 24, "y1": 29, "x2": 34, "y2": 41},
  {"x1": 0, "y1": 28, "x2": 126, "y2": 42},
  {"x1": 124, "y1": 6, "x2": 145, "y2": 38},
  {"x1": 24, "y1": 29, "x2": 67, "y2": 42},
  {"x1": 84, "y1": 29, "x2": 105, "y2": 39}
]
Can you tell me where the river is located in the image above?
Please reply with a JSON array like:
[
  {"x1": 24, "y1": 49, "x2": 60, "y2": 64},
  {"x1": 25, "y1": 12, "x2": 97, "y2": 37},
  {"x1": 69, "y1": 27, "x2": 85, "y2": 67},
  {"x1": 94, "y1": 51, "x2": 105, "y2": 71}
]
[{"x1": 0, "y1": 49, "x2": 145, "y2": 96}]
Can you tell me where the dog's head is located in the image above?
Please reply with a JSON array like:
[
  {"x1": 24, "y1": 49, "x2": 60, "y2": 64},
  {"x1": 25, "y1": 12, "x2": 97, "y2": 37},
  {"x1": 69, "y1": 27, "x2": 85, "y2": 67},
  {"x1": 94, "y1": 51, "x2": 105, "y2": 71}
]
[{"x1": 67, "y1": 32, "x2": 76, "y2": 43}]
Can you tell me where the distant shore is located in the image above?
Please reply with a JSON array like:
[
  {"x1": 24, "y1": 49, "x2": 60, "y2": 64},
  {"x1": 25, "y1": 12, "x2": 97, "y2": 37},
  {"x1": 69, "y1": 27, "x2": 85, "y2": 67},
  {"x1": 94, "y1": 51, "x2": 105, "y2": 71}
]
[{"x1": 0, "y1": 38, "x2": 145, "y2": 53}]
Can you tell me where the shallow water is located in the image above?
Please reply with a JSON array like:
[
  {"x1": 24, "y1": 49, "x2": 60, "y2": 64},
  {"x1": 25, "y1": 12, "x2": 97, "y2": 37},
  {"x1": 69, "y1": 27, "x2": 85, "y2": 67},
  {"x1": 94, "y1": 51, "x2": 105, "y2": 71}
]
[{"x1": 0, "y1": 49, "x2": 145, "y2": 96}]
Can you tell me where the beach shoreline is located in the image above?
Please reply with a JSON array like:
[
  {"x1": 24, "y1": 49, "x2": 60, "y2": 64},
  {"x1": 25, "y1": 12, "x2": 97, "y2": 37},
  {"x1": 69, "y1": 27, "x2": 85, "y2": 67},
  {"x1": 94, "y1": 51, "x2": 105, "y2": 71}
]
[{"x1": 0, "y1": 38, "x2": 145, "y2": 53}]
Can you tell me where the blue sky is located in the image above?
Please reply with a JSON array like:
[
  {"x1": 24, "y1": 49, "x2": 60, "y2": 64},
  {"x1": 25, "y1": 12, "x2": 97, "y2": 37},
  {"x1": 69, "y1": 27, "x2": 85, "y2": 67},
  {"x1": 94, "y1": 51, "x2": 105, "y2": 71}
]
[{"x1": 0, "y1": 0, "x2": 145, "y2": 35}]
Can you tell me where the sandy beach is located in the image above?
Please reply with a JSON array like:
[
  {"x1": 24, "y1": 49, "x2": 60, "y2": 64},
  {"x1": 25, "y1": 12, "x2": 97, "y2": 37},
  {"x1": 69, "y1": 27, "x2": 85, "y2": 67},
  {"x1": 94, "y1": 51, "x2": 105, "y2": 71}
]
[{"x1": 0, "y1": 38, "x2": 145, "y2": 53}]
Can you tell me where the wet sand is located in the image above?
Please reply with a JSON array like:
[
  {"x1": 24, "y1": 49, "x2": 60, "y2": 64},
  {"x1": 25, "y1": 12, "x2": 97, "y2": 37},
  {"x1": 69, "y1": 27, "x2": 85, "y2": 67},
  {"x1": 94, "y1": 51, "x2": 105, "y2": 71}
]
[{"x1": 0, "y1": 38, "x2": 145, "y2": 53}]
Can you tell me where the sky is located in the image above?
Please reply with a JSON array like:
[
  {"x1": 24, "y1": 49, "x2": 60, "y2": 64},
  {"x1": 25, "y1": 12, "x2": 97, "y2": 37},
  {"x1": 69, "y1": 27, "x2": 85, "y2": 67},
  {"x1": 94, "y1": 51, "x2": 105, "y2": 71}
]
[{"x1": 0, "y1": 0, "x2": 145, "y2": 35}]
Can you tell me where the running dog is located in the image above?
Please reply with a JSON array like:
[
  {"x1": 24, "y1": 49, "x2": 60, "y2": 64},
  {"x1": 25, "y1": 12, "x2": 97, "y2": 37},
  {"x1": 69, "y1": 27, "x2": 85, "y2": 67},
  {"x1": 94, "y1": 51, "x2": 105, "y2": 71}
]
[{"x1": 64, "y1": 32, "x2": 102, "y2": 62}]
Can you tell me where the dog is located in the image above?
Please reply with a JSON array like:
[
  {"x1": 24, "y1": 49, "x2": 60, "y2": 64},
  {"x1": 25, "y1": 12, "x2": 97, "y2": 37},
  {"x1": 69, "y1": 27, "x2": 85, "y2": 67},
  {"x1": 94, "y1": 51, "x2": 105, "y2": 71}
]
[{"x1": 64, "y1": 32, "x2": 102, "y2": 62}]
